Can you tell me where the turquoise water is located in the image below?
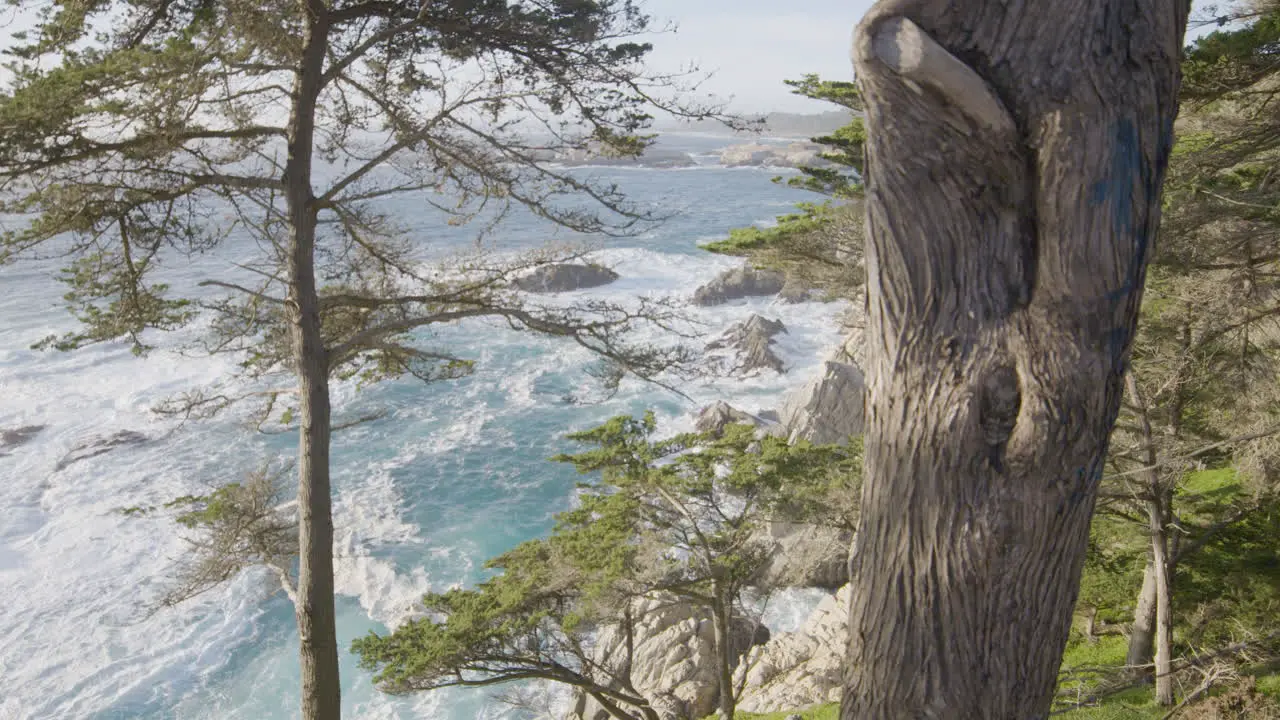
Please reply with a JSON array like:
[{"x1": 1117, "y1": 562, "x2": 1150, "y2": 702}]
[{"x1": 0, "y1": 134, "x2": 847, "y2": 719}]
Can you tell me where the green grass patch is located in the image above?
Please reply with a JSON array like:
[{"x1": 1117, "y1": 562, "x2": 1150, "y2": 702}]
[
  {"x1": 1061, "y1": 635, "x2": 1130, "y2": 669},
  {"x1": 1179, "y1": 466, "x2": 1240, "y2": 498},
  {"x1": 1055, "y1": 687, "x2": 1166, "y2": 719},
  {"x1": 728, "y1": 675, "x2": 1280, "y2": 720},
  {"x1": 1255, "y1": 671, "x2": 1280, "y2": 697},
  {"x1": 705, "y1": 703, "x2": 838, "y2": 720}
]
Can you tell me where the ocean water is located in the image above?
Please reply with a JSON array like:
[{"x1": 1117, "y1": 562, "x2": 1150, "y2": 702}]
[{"x1": 0, "y1": 133, "x2": 848, "y2": 720}]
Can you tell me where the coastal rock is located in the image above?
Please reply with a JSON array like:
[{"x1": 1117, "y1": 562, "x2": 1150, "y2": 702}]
[
  {"x1": 0, "y1": 425, "x2": 45, "y2": 457},
  {"x1": 720, "y1": 142, "x2": 833, "y2": 169},
  {"x1": 705, "y1": 315, "x2": 787, "y2": 375},
  {"x1": 777, "y1": 279, "x2": 817, "y2": 304},
  {"x1": 754, "y1": 522, "x2": 850, "y2": 591},
  {"x1": 692, "y1": 266, "x2": 786, "y2": 306},
  {"x1": 777, "y1": 361, "x2": 865, "y2": 445},
  {"x1": 571, "y1": 595, "x2": 769, "y2": 720},
  {"x1": 829, "y1": 305, "x2": 867, "y2": 367},
  {"x1": 735, "y1": 585, "x2": 851, "y2": 714},
  {"x1": 513, "y1": 263, "x2": 619, "y2": 293},
  {"x1": 695, "y1": 401, "x2": 766, "y2": 438},
  {"x1": 54, "y1": 430, "x2": 148, "y2": 472}
]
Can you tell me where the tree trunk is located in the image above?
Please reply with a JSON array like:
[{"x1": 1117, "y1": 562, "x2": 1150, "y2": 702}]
[
  {"x1": 712, "y1": 588, "x2": 736, "y2": 720},
  {"x1": 1125, "y1": 373, "x2": 1176, "y2": 705},
  {"x1": 286, "y1": 3, "x2": 339, "y2": 719},
  {"x1": 1148, "y1": 498, "x2": 1175, "y2": 706},
  {"x1": 843, "y1": 2, "x2": 1188, "y2": 718},
  {"x1": 1127, "y1": 558, "x2": 1158, "y2": 673}
]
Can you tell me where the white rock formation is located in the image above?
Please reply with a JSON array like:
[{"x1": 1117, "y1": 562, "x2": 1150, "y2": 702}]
[
  {"x1": 776, "y1": 361, "x2": 866, "y2": 445},
  {"x1": 735, "y1": 584, "x2": 851, "y2": 714},
  {"x1": 754, "y1": 521, "x2": 850, "y2": 591},
  {"x1": 571, "y1": 595, "x2": 767, "y2": 720},
  {"x1": 719, "y1": 142, "x2": 833, "y2": 169},
  {"x1": 705, "y1": 314, "x2": 787, "y2": 376}
]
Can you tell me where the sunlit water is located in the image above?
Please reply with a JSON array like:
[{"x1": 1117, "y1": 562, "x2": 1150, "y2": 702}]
[{"x1": 0, "y1": 134, "x2": 845, "y2": 720}]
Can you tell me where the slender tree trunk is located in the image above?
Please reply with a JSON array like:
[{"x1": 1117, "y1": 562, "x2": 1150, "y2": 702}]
[
  {"x1": 1127, "y1": 559, "x2": 1158, "y2": 672},
  {"x1": 712, "y1": 587, "x2": 736, "y2": 720},
  {"x1": 286, "y1": 3, "x2": 339, "y2": 719},
  {"x1": 1148, "y1": 497, "x2": 1176, "y2": 706},
  {"x1": 1126, "y1": 373, "x2": 1176, "y2": 705},
  {"x1": 843, "y1": 2, "x2": 1188, "y2": 718}
]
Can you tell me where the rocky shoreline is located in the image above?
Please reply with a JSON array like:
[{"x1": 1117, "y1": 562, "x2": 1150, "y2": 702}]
[
  {"x1": 532, "y1": 139, "x2": 834, "y2": 171},
  {"x1": 564, "y1": 259, "x2": 865, "y2": 720}
]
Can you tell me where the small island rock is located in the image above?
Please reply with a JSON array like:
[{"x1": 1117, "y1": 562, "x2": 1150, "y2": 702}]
[
  {"x1": 693, "y1": 266, "x2": 787, "y2": 306},
  {"x1": 513, "y1": 263, "x2": 619, "y2": 293},
  {"x1": 706, "y1": 315, "x2": 787, "y2": 376}
]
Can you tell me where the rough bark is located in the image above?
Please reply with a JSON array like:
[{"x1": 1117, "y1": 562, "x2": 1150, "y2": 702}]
[
  {"x1": 287, "y1": 3, "x2": 340, "y2": 719},
  {"x1": 843, "y1": 2, "x2": 1189, "y2": 718}
]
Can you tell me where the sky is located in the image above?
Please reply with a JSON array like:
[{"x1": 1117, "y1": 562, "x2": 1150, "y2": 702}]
[
  {"x1": 642, "y1": 0, "x2": 877, "y2": 113},
  {"x1": 643, "y1": 0, "x2": 1231, "y2": 114},
  {"x1": 0, "y1": 0, "x2": 1241, "y2": 115}
]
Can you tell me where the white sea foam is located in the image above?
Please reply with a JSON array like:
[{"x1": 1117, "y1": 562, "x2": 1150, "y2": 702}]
[{"x1": 0, "y1": 158, "x2": 848, "y2": 719}]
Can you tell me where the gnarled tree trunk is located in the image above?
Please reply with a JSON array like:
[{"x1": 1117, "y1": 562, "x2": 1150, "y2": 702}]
[{"x1": 843, "y1": 2, "x2": 1189, "y2": 718}]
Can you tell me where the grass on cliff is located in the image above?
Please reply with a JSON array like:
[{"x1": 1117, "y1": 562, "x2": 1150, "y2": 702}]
[
  {"x1": 718, "y1": 705, "x2": 838, "y2": 720},
  {"x1": 715, "y1": 664, "x2": 1280, "y2": 720}
]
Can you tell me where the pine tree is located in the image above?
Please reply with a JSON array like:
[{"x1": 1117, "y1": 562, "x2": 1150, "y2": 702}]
[{"x1": 0, "y1": 3, "x2": 723, "y2": 717}]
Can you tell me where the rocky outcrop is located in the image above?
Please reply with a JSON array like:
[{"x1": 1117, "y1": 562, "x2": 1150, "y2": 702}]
[
  {"x1": 777, "y1": 279, "x2": 817, "y2": 304},
  {"x1": 571, "y1": 595, "x2": 769, "y2": 720},
  {"x1": 735, "y1": 585, "x2": 851, "y2": 714},
  {"x1": 705, "y1": 315, "x2": 787, "y2": 375},
  {"x1": 514, "y1": 263, "x2": 619, "y2": 293},
  {"x1": 829, "y1": 305, "x2": 867, "y2": 367},
  {"x1": 754, "y1": 522, "x2": 850, "y2": 591},
  {"x1": 692, "y1": 266, "x2": 786, "y2": 306},
  {"x1": 694, "y1": 401, "x2": 767, "y2": 437},
  {"x1": 720, "y1": 142, "x2": 832, "y2": 169},
  {"x1": 54, "y1": 430, "x2": 148, "y2": 472},
  {"x1": 776, "y1": 361, "x2": 865, "y2": 445},
  {"x1": 0, "y1": 425, "x2": 45, "y2": 457}
]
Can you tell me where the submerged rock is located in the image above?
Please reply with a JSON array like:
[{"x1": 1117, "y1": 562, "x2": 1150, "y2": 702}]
[
  {"x1": 776, "y1": 361, "x2": 865, "y2": 445},
  {"x1": 735, "y1": 585, "x2": 851, "y2": 714},
  {"x1": 692, "y1": 266, "x2": 786, "y2": 306},
  {"x1": 54, "y1": 430, "x2": 148, "y2": 472},
  {"x1": 706, "y1": 315, "x2": 787, "y2": 376},
  {"x1": 514, "y1": 263, "x2": 619, "y2": 293},
  {"x1": 0, "y1": 425, "x2": 46, "y2": 457}
]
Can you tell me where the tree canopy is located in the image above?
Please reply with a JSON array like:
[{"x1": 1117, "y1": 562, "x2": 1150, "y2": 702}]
[{"x1": 354, "y1": 416, "x2": 860, "y2": 720}]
